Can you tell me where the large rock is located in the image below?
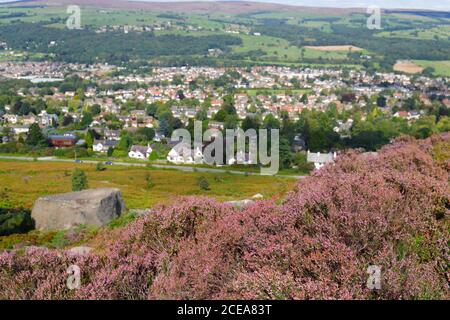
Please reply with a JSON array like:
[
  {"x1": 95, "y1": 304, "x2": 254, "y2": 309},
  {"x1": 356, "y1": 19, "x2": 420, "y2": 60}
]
[{"x1": 32, "y1": 188, "x2": 125, "y2": 231}]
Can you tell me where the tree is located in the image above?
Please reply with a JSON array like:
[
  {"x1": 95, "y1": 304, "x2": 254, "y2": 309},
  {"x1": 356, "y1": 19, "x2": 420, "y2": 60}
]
[
  {"x1": 222, "y1": 94, "x2": 236, "y2": 115},
  {"x1": 1, "y1": 126, "x2": 12, "y2": 141},
  {"x1": 195, "y1": 108, "x2": 208, "y2": 121},
  {"x1": 376, "y1": 95, "x2": 387, "y2": 108},
  {"x1": 279, "y1": 138, "x2": 294, "y2": 169},
  {"x1": 224, "y1": 114, "x2": 238, "y2": 129},
  {"x1": 26, "y1": 123, "x2": 47, "y2": 147},
  {"x1": 137, "y1": 127, "x2": 155, "y2": 142},
  {"x1": 85, "y1": 129, "x2": 95, "y2": 149},
  {"x1": 158, "y1": 118, "x2": 170, "y2": 137},
  {"x1": 62, "y1": 115, "x2": 74, "y2": 127},
  {"x1": 242, "y1": 116, "x2": 260, "y2": 132},
  {"x1": 118, "y1": 133, "x2": 133, "y2": 151},
  {"x1": 177, "y1": 90, "x2": 186, "y2": 100},
  {"x1": 422, "y1": 67, "x2": 435, "y2": 77},
  {"x1": 147, "y1": 103, "x2": 159, "y2": 117},
  {"x1": 197, "y1": 176, "x2": 210, "y2": 191},
  {"x1": 71, "y1": 168, "x2": 88, "y2": 191},
  {"x1": 263, "y1": 114, "x2": 280, "y2": 130},
  {"x1": 300, "y1": 93, "x2": 308, "y2": 104},
  {"x1": 214, "y1": 109, "x2": 227, "y2": 122},
  {"x1": 80, "y1": 112, "x2": 93, "y2": 127}
]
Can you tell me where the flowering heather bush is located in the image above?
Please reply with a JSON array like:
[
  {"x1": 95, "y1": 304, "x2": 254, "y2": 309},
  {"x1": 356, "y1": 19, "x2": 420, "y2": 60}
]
[{"x1": 0, "y1": 135, "x2": 448, "y2": 300}]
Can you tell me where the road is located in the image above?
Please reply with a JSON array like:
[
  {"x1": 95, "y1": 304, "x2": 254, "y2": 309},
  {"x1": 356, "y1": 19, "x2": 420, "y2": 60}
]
[{"x1": 0, "y1": 156, "x2": 305, "y2": 179}]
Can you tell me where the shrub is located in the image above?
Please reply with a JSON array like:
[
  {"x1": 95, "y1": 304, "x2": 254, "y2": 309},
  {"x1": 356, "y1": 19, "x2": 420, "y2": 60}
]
[
  {"x1": 0, "y1": 208, "x2": 35, "y2": 236},
  {"x1": 197, "y1": 176, "x2": 210, "y2": 191},
  {"x1": 149, "y1": 150, "x2": 159, "y2": 161},
  {"x1": 71, "y1": 169, "x2": 88, "y2": 192},
  {"x1": 95, "y1": 162, "x2": 106, "y2": 172}
]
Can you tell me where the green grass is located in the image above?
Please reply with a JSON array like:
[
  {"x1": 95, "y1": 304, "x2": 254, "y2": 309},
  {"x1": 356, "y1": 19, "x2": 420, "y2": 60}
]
[
  {"x1": 0, "y1": 160, "x2": 296, "y2": 210},
  {"x1": 232, "y1": 34, "x2": 301, "y2": 60},
  {"x1": 377, "y1": 26, "x2": 450, "y2": 41},
  {"x1": 413, "y1": 60, "x2": 450, "y2": 77},
  {"x1": 302, "y1": 47, "x2": 350, "y2": 60},
  {"x1": 0, "y1": 223, "x2": 98, "y2": 250}
]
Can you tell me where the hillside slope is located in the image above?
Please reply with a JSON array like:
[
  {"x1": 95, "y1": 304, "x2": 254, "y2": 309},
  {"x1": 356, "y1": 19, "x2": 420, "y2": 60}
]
[
  {"x1": 0, "y1": 134, "x2": 448, "y2": 299},
  {"x1": 13, "y1": 0, "x2": 362, "y2": 14}
]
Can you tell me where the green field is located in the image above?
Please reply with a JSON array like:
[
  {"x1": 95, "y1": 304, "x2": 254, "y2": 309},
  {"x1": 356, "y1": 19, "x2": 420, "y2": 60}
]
[
  {"x1": 413, "y1": 60, "x2": 450, "y2": 77},
  {"x1": 377, "y1": 26, "x2": 450, "y2": 41},
  {"x1": 0, "y1": 160, "x2": 295, "y2": 210},
  {"x1": 0, "y1": 3, "x2": 448, "y2": 72}
]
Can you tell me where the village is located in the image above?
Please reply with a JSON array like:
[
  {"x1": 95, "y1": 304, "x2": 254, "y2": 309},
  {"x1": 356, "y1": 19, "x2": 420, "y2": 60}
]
[{"x1": 0, "y1": 62, "x2": 449, "y2": 171}]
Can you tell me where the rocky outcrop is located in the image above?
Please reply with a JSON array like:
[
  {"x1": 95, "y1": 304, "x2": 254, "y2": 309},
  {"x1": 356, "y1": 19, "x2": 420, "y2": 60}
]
[{"x1": 32, "y1": 188, "x2": 125, "y2": 231}]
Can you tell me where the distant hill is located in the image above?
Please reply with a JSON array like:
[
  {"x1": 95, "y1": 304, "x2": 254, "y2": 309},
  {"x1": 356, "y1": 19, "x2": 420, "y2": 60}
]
[{"x1": 10, "y1": 0, "x2": 364, "y2": 14}]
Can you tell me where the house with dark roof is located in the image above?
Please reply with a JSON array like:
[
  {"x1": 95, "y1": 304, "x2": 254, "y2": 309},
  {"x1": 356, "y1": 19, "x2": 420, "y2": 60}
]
[
  {"x1": 93, "y1": 139, "x2": 118, "y2": 153},
  {"x1": 49, "y1": 135, "x2": 76, "y2": 148},
  {"x1": 128, "y1": 145, "x2": 153, "y2": 160}
]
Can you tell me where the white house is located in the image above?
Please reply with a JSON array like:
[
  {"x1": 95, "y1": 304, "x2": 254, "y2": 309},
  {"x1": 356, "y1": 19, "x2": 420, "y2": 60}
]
[
  {"x1": 306, "y1": 151, "x2": 337, "y2": 170},
  {"x1": 39, "y1": 111, "x2": 58, "y2": 126},
  {"x1": 104, "y1": 129, "x2": 121, "y2": 141},
  {"x1": 93, "y1": 140, "x2": 118, "y2": 153},
  {"x1": 153, "y1": 132, "x2": 165, "y2": 142},
  {"x1": 167, "y1": 143, "x2": 195, "y2": 164},
  {"x1": 11, "y1": 125, "x2": 29, "y2": 135},
  {"x1": 128, "y1": 145, "x2": 153, "y2": 160},
  {"x1": 4, "y1": 114, "x2": 18, "y2": 124}
]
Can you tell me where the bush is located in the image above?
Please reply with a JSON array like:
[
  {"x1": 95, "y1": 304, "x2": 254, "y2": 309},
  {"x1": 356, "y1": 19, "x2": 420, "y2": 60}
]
[
  {"x1": 112, "y1": 149, "x2": 128, "y2": 158},
  {"x1": 0, "y1": 208, "x2": 35, "y2": 236},
  {"x1": 148, "y1": 150, "x2": 159, "y2": 161},
  {"x1": 71, "y1": 168, "x2": 88, "y2": 191},
  {"x1": 95, "y1": 162, "x2": 106, "y2": 172},
  {"x1": 197, "y1": 176, "x2": 210, "y2": 191}
]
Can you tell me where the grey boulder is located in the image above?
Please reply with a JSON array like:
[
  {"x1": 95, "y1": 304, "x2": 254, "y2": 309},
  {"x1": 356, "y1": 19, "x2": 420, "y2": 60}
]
[{"x1": 32, "y1": 188, "x2": 125, "y2": 231}]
